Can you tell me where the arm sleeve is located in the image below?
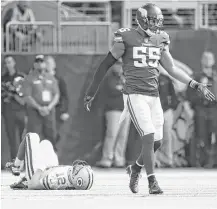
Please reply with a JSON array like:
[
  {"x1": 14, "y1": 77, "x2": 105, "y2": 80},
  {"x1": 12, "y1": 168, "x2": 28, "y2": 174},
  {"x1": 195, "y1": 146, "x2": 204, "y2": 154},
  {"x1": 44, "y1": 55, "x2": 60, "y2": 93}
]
[
  {"x1": 86, "y1": 30, "x2": 126, "y2": 97},
  {"x1": 86, "y1": 52, "x2": 118, "y2": 97}
]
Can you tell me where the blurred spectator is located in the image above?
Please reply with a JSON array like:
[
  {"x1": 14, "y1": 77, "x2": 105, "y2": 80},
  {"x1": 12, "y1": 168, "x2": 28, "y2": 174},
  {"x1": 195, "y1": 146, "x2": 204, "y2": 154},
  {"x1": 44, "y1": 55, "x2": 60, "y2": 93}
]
[
  {"x1": 167, "y1": 8, "x2": 184, "y2": 28},
  {"x1": 45, "y1": 56, "x2": 69, "y2": 143},
  {"x1": 155, "y1": 71, "x2": 178, "y2": 168},
  {"x1": 176, "y1": 9, "x2": 194, "y2": 28},
  {"x1": 187, "y1": 51, "x2": 217, "y2": 168},
  {"x1": 3, "y1": 1, "x2": 43, "y2": 51},
  {"x1": 1, "y1": 55, "x2": 26, "y2": 161},
  {"x1": 96, "y1": 63, "x2": 131, "y2": 168},
  {"x1": 21, "y1": 55, "x2": 60, "y2": 149}
]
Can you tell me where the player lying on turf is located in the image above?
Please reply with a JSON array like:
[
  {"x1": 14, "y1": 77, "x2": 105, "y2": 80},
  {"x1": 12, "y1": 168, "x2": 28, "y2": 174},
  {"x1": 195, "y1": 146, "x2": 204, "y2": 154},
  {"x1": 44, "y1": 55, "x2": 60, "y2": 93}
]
[
  {"x1": 6, "y1": 133, "x2": 94, "y2": 190},
  {"x1": 84, "y1": 3, "x2": 215, "y2": 195}
]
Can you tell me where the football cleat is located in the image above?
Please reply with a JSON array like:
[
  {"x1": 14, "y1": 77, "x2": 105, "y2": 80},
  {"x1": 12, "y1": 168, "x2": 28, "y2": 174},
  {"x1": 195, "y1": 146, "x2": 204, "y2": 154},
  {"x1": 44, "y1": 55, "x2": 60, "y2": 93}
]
[
  {"x1": 5, "y1": 161, "x2": 21, "y2": 176},
  {"x1": 149, "y1": 180, "x2": 163, "y2": 194},
  {"x1": 136, "y1": 3, "x2": 164, "y2": 36},
  {"x1": 126, "y1": 165, "x2": 141, "y2": 193}
]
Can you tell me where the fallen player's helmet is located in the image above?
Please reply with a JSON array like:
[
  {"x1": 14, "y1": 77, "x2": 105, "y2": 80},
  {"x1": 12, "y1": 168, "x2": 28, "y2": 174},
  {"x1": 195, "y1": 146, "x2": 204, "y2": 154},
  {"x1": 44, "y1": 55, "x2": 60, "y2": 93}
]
[
  {"x1": 136, "y1": 3, "x2": 164, "y2": 36},
  {"x1": 72, "y1": 160, "x2": 89, "y2": 167},
  {"x1": 69, "y1": 161, "x2": 94, "y2": 190}
]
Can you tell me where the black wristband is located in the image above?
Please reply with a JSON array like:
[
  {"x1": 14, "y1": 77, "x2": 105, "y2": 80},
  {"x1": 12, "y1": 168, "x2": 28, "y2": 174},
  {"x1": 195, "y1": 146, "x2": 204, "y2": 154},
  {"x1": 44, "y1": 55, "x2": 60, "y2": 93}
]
[{"x1": 189, "y1": 79, "x2": 199, "y2": 89}]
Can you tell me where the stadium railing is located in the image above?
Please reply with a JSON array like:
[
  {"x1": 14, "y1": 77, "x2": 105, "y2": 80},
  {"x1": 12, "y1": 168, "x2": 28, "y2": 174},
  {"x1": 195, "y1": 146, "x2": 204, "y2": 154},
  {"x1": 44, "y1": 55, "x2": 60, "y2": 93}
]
[
  {"x1": 123, "y1": 1, "x2": 217, "y2": 30},
  {"x1": 4, "y1": 21, "x2": 57, "y2": 54},
  {"x1": 3, "y1": 1, "x2": 215, "y2": 54},
  {"x1": 3, "y1": 21, "x2": 111, "y2": 54},
  {"x1": 199, "y1": 2, "x2": 217, "y2": 29},
  {"x1": 59, "y1": 21, "x2": 111, "y2": 54},
  {"x1": 60, "y1": 1, "x2": 111, "y2": 22}
]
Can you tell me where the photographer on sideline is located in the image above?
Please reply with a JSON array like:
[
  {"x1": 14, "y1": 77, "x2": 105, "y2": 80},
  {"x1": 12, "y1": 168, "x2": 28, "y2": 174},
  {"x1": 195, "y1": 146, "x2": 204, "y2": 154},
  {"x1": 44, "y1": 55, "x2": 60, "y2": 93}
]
[{"x1": 1, "y1": 55, "x2": 26, "y2": 161}]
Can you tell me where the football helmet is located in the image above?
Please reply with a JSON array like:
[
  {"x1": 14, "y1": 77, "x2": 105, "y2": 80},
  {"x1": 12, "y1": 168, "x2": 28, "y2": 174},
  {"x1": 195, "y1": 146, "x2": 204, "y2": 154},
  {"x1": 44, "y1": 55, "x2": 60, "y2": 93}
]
[
  {"x1": 68, "y1": 162, "x2": 94, "y2": 190},
  {"x1": 136, "y1": 3, "x2": 164, "y2": 36}
]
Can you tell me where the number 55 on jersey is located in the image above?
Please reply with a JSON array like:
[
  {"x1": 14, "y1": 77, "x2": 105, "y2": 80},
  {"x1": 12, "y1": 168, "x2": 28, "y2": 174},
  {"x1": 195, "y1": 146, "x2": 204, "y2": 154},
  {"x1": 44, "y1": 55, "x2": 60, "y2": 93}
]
[{"x1": 110, "y1": 27, "x2": 170, "y2": 95}]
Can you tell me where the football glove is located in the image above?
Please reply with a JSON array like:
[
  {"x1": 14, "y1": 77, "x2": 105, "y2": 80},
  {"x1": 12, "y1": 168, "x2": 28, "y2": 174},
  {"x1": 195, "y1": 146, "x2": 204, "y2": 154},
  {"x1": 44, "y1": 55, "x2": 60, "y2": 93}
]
[
  {"x1": 5, "y1": 160, "x2": 21, "y2": 176},
  {"x1": 189, "y1": 80, "x2": 215, "y2": 101},
  {"x1": 84, "y1": 95, "x2": 94, "y2": 112},
  {"x1": 10, "y1": 177, "x2": 28, "y2": 190}
]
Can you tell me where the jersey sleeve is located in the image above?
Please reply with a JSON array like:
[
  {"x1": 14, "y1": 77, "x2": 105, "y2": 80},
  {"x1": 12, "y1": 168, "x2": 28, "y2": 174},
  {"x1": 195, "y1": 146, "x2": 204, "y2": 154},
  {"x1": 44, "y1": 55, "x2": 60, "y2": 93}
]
[
  {"x1": 40, "y1": 175, "x2": 50, "y2": 190},
  {"x1": 110, "y1": 31, "x2": 125, "y2": 60}
]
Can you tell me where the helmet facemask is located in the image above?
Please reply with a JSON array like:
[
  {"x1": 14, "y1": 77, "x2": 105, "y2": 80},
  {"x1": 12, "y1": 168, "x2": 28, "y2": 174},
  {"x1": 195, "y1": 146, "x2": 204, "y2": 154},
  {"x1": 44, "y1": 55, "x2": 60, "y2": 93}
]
[{"x1": 147, "y1": 15, "x2": 164, "y2": 34}]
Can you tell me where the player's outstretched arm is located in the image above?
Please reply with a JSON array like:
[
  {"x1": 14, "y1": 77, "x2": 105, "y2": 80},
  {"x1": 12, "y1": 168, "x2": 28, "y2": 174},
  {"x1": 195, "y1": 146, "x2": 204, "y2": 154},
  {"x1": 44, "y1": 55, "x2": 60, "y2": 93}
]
[
  {"x1": 84, "y1": 52, "x2": 117, "y2": 111},
  {"x1": 160, "y1": 48, "x2": 215, "y2": 101},
  {"x1": 84, "y1": 29, "x2": 126, "y2": 112}
]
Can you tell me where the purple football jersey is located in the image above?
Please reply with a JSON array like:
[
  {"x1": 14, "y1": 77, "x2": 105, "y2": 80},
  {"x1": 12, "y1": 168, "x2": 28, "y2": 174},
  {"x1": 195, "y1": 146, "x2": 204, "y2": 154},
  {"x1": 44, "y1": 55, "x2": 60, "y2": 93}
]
[{"x1": 110, "y1": 28, "x2": 170, "y2": 96}]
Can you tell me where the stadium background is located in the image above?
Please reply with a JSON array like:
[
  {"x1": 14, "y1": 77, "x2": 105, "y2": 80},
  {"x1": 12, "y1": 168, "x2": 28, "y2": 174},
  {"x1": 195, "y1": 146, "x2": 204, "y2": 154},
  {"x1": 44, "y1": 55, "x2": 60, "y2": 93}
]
[{"x1": 1, "y1": 0, "x2": 217, "y2": 167}]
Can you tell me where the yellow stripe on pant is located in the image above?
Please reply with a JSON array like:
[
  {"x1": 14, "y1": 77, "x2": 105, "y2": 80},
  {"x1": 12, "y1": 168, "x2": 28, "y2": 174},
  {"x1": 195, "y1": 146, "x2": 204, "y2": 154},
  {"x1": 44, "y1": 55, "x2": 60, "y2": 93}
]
[{"x1": 127, "y1": 96, "x2": 144, "y2": 136}]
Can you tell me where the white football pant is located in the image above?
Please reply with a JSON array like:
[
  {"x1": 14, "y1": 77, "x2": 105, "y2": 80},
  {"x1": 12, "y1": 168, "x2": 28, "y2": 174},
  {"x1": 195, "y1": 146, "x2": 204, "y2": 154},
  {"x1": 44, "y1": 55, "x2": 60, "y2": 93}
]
[
  {"x1": 25, "y1": 133, "x2": 59, "y2": 181},
  {"x1": 122, "y1": 94, "x2": 164, "y2": 141}
]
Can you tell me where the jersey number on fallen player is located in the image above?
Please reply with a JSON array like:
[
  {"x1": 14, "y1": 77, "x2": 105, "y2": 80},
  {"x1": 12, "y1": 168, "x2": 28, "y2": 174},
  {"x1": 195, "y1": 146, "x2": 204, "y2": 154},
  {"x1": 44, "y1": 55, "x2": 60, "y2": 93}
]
[
  {"x1": 133, "y1": 47, "x2": 161, "y2": 68},
  {"x1": 57, "y1": 176, "x2": 66, "y2": 185}
]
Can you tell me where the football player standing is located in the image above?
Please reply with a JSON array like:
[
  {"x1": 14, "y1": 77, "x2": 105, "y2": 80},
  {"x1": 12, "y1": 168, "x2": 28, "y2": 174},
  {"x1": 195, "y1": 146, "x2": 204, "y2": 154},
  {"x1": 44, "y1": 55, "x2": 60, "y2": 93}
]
[{"x1": 84, "y1": 3, "x2": 215, "y2": 194}]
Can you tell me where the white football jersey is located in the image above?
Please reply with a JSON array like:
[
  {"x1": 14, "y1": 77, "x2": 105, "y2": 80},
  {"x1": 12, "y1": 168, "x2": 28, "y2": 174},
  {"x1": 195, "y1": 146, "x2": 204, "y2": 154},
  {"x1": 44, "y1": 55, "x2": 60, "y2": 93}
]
[{"x1": 39, "y1": 166, "x2": 74, "y2": 190}]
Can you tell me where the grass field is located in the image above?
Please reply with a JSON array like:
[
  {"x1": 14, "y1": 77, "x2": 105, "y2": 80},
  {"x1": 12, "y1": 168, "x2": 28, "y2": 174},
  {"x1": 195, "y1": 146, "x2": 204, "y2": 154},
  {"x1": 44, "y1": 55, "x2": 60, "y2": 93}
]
[{"x1": 1, "y1": 168, "x2": 217, "y2": 209}]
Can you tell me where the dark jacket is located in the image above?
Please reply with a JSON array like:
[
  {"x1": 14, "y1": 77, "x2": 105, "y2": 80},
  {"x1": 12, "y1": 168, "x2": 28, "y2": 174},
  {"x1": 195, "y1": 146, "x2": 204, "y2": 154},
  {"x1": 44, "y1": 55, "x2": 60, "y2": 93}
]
[
  {"x1": 1, "y1": 71, "x2": 25, "y2": 111},
  {"x1": 159, "y1": 74, "x2": 178, "y2": 112},
  {"x1": 55, "y1": 73, "x2": 69, "y2": 115}
]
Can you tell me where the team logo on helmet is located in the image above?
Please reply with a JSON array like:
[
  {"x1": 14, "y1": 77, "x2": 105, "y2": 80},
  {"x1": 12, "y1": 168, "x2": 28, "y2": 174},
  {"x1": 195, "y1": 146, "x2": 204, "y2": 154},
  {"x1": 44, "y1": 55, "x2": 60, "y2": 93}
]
[
  {"x1": 76, "y1": 177, "x2": 83, "y2": 187},
  {"x1": 68, "y1": 162, "x2": 94, "y2": 190},
  {"x1": 138, "y1": 7, "x2": 147, "y2": 17}
]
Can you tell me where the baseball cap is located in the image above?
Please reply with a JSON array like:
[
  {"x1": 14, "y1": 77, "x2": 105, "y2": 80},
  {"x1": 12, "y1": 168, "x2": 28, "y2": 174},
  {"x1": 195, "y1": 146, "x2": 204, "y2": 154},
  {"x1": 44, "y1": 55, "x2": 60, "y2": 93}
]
[{"x1": 35, "y1": 55, "x2": 44, "y2": 62}]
